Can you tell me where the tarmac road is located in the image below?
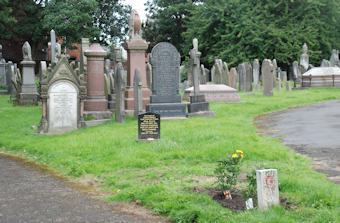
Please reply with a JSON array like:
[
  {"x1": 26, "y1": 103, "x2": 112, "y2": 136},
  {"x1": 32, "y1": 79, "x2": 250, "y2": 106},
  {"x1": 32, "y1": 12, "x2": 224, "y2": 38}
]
[
  {"x1": 0, "y1": 154, "x2": 166, "y2": 223},
  {"x1": 256, "y1": 100, "x2": 340, "y2": 184}
]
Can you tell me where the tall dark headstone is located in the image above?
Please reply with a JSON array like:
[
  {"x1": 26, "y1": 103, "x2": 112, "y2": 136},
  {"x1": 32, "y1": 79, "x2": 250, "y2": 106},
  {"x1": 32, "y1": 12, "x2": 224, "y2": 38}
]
[
  {"x1": 253, "y1": 59, "x2": 260, "y2": 90},
  {"x1": 115, "y1": 61, "x2": 126, "y2": 123},
  {"x1": 238, "y1": 63, "x2": 246, "y2": 91},
  {"x1": 245, "y1": 62, "x2": 252, "y2": 92},
  {"x1": 146, "y1": 42, "x2": 186, "y2": 118},
  {"x1": 262, "y1": 59, "x2": 274, "y2": 96}
]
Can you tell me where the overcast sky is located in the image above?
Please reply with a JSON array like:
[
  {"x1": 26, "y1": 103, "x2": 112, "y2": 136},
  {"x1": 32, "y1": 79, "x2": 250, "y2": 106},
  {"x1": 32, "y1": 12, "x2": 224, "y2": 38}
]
[{"x1": 124, "y1": 0, "x2": 148, "y2": 22}]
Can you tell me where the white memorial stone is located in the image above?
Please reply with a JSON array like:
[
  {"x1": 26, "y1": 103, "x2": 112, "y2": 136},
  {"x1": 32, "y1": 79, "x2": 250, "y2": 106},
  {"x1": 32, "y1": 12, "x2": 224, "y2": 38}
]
[
  {"x1": 49, "y1": 82, "x2": 78, "y2": 133},
  {"x1": 256, "y1": 169, "x2": 280, "y2": 210}
]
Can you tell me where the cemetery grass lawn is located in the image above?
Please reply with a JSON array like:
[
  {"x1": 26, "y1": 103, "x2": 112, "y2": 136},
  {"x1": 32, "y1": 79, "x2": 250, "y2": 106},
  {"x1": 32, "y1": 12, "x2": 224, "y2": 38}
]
[{"x1": 1, "y1": 88, "x2": 340, "y2": 223}]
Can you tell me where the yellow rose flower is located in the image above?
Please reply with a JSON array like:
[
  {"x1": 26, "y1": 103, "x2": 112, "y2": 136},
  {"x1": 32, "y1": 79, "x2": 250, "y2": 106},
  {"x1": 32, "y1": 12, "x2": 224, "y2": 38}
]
[
  {"x1": 116, "y1": 189, "x2": 121, "y2": 193},
  {"x1": 236, "y1": 150, "x2": 243, "y2": 154},
  {"x1": 232, "y1": 154, "x2": 238, "y2": 158},
  {"x1": 240, "y1": 154, "x2": 244, "y2": 158}
]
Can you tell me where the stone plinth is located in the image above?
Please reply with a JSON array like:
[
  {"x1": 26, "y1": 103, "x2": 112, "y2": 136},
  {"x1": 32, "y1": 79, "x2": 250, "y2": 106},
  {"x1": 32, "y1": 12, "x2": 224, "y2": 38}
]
[
  {"x1": 84, "y1": 44, "x2": 112, "y2": 120},
  {"x1": 184, "y1": 84, "x2": 240, "y2": 102},
  {"x1": 124, "y1": 39, "x2": 151, "y2": 114},
  {"x1": 19, "y1": 60, "x2": 38, "y2": 105}
]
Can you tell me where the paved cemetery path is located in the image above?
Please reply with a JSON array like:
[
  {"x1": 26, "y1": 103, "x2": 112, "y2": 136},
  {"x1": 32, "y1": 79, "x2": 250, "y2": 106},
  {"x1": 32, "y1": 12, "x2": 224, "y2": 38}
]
[
  {"x1": 0, "y1": 154, "x2": 167, "y2": 223},
  {"x1": 256, "y1": 100, "x2": 340, "y2": 184}
]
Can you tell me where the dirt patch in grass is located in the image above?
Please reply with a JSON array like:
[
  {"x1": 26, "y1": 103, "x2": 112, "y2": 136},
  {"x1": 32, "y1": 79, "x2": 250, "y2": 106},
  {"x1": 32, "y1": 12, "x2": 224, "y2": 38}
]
[
  {"x1": 193, "y1": 187, "x2": 294, "y2": 212},
  {"x1": 193, "y1": 187, "x2": 247, "y2": 211}
]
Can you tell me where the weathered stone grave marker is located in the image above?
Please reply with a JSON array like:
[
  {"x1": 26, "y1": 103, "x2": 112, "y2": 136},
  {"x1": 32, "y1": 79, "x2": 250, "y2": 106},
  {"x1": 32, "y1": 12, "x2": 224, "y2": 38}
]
[
  {"x1": 262, "y1": 59, "x2": 274, "y2": 96},
  {"x1": 39, "y1": 55, "x2": 87, "y2": 134},
  {"x1": 146, "y1": 42, "x2": 186, "y2": 118},
  {"x1": 19, "y1": 41, "x2": 38, "y2": 105},
  {"x1": 134, "y1": 68, "x2": 143, "y2": 119},
  {"x1": 138, "y1": 112, "x2": 160, "y2": 141},
  {"x1": 256, "y1": 169, "x2": 279, "y2": 210}
]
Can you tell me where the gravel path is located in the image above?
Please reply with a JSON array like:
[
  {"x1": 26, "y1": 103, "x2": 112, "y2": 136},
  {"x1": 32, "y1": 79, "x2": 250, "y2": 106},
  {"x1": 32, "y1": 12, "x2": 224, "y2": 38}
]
[
  {"x1": 0, "y1": 154, "x2": 167, "y2": 223},
  {"x1": 256, "y1": 100, "x2": 340, "y2": 184}
]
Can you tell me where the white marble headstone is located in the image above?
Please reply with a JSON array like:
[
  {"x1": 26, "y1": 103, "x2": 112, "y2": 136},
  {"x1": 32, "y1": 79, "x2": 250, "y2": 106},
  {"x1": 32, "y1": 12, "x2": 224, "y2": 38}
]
[
  {"x1": 256, "y1": 169, "x2": 279, "y2": 210},
  {"x1": 49, "y1": 81, "x2": 78, "y2": 133}
]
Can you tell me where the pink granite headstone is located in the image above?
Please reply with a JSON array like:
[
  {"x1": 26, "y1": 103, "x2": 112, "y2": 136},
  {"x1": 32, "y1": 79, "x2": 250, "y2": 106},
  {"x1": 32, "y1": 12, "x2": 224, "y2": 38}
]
[{"x1": 229, "y1": 68, "x2": 237, "y2": 89}]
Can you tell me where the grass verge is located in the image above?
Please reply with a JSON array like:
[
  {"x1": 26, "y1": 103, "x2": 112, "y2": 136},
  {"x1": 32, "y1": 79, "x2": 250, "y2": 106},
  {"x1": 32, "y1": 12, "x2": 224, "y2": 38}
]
[{"x1": 0, "y1": 88, "x2": 340, "y2": 222}]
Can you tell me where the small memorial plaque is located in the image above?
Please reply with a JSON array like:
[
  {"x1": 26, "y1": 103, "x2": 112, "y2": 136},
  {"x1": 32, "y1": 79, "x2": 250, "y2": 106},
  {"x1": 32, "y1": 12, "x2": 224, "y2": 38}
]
[{"x1": 138, "y1": 112, "x2": 160, "y2": 141}]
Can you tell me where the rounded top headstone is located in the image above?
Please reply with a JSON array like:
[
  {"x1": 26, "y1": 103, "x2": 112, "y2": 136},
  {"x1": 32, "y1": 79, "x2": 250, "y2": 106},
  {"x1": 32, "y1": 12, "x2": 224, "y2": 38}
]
[
  {"x1": 84, "y1": 43, "x2": 107, "y2": 57},
  {"x1": 303, "y1": 43, "x2": 308, "y2": 53}
]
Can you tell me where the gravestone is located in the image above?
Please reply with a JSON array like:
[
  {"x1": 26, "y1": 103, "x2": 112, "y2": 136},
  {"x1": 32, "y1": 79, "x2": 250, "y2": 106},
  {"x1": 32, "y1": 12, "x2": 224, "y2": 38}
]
[
  {"x1": 293, "y1": 61, "x2": 301, "y2": 85},
  {"x1": 80, "y1": 38, "x2": 90, "y2": 75},
  {"x1": 256, "y1": 169, "x2": 280, "y2": 210},
  {"x1": 238, "y1": 63, "x2": 246, "y2": 91},
  {"x1": 146, "y1": 62, "x2": 152, "y2": 90},
  {"x1": 272, "y1": 59, "x2": 278, "y2": 88},
  {"x1": 212, "y1": 59, "x2": 223, "y2": 84},
  {"x1": 0, "y1": 45, "x2": 6, "y2": 90},
  {"x1": 223, "y1": 62, "x2": 230, "y2": 86},
  {"x1": 187, "y1": 39, "x2": 215, "y2": 117},
  {"x1": 262, "y1": 59, "x2": 274, "y2": 96},
  {"x1": 146, "y1": 42, "x2": 186, "y2": 118},
  {"x1": 39, "y1": 55, "x2": 87, "y2": 134},
  {"x1": 138, "y1": 112, "x2": 160, "y2": 141},
  {"x1": 300, "y1": 43, "x2": 309, "y2": 73},
  {"x1": 134, "y1": 68, "x2": 143, "y2": 119},
  {"x1": 105, "y1": 59, "x2": 115, "y2": 111},
  {"x1": 245, "y1": 62, "x2": 252, "y2": 91},
  {"x1": 321, "y1": 59, "x2": 331, "y2": 67},
  {"x1": 229, "y1": 68, "x2": 237, "y2": 89},
  {"x1": 5, "y1": 62, "x2": 13, "y2": 95},
  {"x1": 253, "y1": 59, "x2": 260, "y2": 90},
  {"x1": 19, "y1": 41, "x2": 38, "y2": 105},
  {"x1": 115, "y1": 60, "x2": 126, "y2": 123},
  {"x1": 50, "y1": 30, "x2": 56, "y2": 64},
  {"x1": 330, "y1": 49, "x2": 340, "y2": 67},
  {"x1": 200, "y1": 64, "x2": 207, "y2": 84}
]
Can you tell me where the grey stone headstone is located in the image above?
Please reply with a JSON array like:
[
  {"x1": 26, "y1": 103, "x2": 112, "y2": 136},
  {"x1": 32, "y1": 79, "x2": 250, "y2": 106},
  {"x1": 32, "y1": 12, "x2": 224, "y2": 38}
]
[
  {"x1": 20, "y1": 42, "x2": 38, "y2": 105},
  {"x1": 229, "y1": 68, "x2": 237, "y2": 89},
  {"x1": 134, "y1": 68, "x2": 143, "y2": 119},
  {"x1": 253, "y1": 59, "x2": 260, "y2": 90},
  {"x1": 146, "y1": 62, "x2": 152, "y2": 90},
  {"x1": 272, "y1": 59, "x2": 278, "y2": 88},
  {"x1": 200, "y1": 64, "x2": 207, "y2": 84},
  {"x1": 237, "y1": 63, "x2": 246, "y2": 91},
  {"x1": 223, "y1": 62, "x2": 229, "y2": 86},
  {"x1": 80, "y1": 38, "x2": 90, "y2": 75},
  {"x1": 115, "y1": 62, "x2": 126, "y2": 123},
  {"x1": 39, "y1": 61, "x2": 47, "y2": 80},
  {"x1": 256, "y1": 169, "x2": 279, "y2": 210},
  {"x1": 146, "y1": 42, "x2": 186, "y2": 117},
  {"x1": 300, "y1": 43, "x2": 309, "y2": 73},
  {"x1": 211, "y1": 65, "x2": 216, "y2": 83},
  {"x1": 330, "y1": 49, "x2": 340, "y2": 67},
  {"x1": 245, "y1": 62, "x2": 252, "y2": 92},
  {"x1": 321, "y1": 59, "x2": 331, "y2": 67},
  {"x1": 262, "y1": 59, "x2": 274, "y2": 96},
  {"x1": 293, "y1": 61, "x2": 301, "y2": 84},
  {"x1": 50, "y1": 30, "x2": 56, "y2": 63},
  {"x1": 0, "y1": 61, "x2": 6, "y2": 87}
]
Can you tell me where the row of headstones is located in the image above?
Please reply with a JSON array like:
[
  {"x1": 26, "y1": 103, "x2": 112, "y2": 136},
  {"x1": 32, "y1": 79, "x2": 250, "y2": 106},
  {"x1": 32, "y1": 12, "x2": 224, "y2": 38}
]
[{"x1": 321, "y1": 49, "x2": 340, "y2": 68}]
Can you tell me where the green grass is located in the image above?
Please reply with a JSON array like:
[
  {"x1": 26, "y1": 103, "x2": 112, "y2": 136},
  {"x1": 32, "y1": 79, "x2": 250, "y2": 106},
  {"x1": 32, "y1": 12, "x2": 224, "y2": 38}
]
[{"x1": 1, "y1": 88, "x2": 340, "y2": 222}]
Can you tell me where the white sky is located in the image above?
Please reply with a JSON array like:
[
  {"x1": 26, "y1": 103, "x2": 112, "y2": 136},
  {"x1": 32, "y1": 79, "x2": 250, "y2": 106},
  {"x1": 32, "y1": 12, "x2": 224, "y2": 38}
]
[{"x1": 124, "y1": 0, "x2": 148, "y2": 22}]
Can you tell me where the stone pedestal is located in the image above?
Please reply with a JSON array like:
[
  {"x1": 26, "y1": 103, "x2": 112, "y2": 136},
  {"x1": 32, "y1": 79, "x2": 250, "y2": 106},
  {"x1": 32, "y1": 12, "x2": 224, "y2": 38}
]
[
  {"x1": 19, "y1": 60, "x2": 38, "y2": 105},
  {"x1": 84, "y1": 44, "x2": 112, "y2": 121},
  {"x1": 187, "y1": 95, "x2": 215, "y2": 117},
  {"x1": 124, "y1": 40, "x2": 151, "y2": 115}
]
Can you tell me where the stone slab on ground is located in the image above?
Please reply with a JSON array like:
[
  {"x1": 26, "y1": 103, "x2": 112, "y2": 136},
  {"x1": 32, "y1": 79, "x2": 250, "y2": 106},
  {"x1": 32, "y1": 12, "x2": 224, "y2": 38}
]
[
  {"x1": 256, "y1": 100, "x2": 340, "y2": 184},
  {"x1": 0, "y1": 153, "x2": 167, "y2": 223},
  {"x1": 183, "y1": 84, "x2": 240, "y2": 102}
]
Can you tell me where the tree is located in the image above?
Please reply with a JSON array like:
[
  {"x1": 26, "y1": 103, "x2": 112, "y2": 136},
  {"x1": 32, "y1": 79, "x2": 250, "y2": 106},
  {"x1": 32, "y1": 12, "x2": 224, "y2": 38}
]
[
  {"x1": 183, "y1": 0, "x2": 340, "y2": 69},
  {"x1": 144, "y1": 0, "x2": 202, "y2": 57},
  {"x1": 94, "y1": 0, "x2": 131, "y2": 45},
  {"x1": 0, "y1": 0, "x2": 16, "y2": 39},
  {"x1": 42, "y1": 0, "x2": 100, "y2": 46}
]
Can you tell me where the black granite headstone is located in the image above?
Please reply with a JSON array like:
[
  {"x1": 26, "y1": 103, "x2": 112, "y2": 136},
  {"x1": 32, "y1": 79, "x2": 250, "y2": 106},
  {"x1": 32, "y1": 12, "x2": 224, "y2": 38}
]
[
  {"x1": 138, "y1": 112, "x2": 160, "y2": 140},
  {"x1": 146, "y1": 42, "x2": 186, "y2": 118}
]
